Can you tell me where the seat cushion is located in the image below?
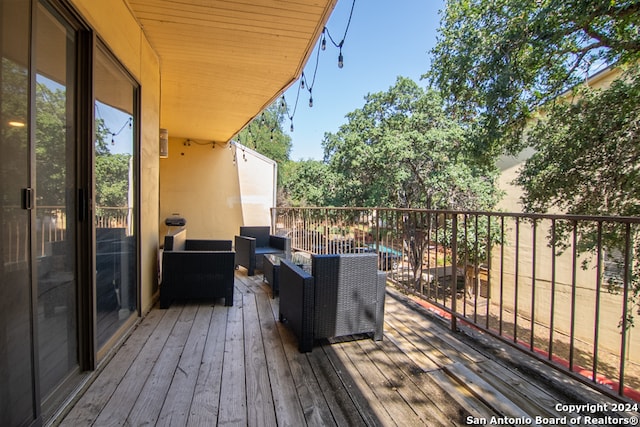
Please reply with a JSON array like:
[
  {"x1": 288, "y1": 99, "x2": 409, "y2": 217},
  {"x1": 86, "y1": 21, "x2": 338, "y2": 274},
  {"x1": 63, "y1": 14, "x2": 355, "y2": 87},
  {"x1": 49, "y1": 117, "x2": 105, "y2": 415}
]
[{"x1": 255, "y1": 247, "x2": 284, "y2": 256}]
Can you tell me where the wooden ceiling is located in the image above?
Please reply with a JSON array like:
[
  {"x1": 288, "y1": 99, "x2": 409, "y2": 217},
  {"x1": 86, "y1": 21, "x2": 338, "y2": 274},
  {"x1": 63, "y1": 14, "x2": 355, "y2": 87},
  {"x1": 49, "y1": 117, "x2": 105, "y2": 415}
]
[{"x1": 127, "y1": 0, "x2": 337, "y2": 142}]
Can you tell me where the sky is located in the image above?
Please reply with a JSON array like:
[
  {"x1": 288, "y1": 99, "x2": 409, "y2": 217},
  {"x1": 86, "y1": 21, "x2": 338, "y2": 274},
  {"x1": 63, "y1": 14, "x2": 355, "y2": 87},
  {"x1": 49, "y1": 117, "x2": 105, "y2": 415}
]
[{"x1": 283, "y1": 0, "x2": 445, "y2": 161}]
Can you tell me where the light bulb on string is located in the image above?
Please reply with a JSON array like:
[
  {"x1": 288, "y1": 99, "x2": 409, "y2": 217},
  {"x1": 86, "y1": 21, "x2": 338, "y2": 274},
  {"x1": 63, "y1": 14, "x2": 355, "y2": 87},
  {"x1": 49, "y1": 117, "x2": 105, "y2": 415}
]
[
  {"x1": 338, "y1": 50, "x2": 344, "y2": 69},
  {"x1": 309, "y1": 96, "x2": 313, "y2": 107},
  {"x1": 290, "y1": 121, "x2": 294, "y2": 132}
]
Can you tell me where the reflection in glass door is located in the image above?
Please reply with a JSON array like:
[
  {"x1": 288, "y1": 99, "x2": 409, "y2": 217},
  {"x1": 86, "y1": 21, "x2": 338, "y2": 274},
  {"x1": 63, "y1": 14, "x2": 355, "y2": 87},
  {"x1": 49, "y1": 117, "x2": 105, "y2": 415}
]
[
  {"x1": 0, "y1": 0, "x2": 38, "y2": 423},
  {"x1": 94, "y1": 46, "x2": 138, "y2": 349},
  {"x1": 34, "y1": 1, "x2": 79, "y2": 408}
]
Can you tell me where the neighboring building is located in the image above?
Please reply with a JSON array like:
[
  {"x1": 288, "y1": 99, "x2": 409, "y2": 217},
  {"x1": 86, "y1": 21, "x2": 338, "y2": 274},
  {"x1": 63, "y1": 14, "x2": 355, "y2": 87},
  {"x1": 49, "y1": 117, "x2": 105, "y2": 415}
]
[
  {"x1": 0, "y1": 1, "x2": 336, "y2": 425},
  {"x1": 497, "y1": 65, "x2": 623, "y2": 212},
  {"x1": 491, "y1": 65, "x2": 639, "y2": 365}
]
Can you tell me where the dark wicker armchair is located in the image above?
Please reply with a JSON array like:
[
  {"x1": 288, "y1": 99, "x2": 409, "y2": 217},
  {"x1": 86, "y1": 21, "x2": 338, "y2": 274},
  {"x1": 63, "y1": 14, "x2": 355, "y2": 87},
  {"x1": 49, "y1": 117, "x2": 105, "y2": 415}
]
[
  {"x1": 160, "y1": 228, "x2": 235, "y2": 308},
  {"x1": 234, "y1": 226, "x2": 290, "y2": 276},
  {"x1": 279, "y1": 253, "x2": 386, "y2": 352}
]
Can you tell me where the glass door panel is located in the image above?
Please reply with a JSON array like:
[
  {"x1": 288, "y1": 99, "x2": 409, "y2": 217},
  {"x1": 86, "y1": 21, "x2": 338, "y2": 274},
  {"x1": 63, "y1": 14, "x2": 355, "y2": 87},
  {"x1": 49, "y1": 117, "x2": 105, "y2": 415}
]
[
  {"x1": 34, "y1": 1, "x2": 78, "y2": 406},
  {"x1": 94, "y1": 46, "x2": 137, "y2": 349},
  {"x1": 0, "y1": 0, "x2": 38, "y2": 423}
]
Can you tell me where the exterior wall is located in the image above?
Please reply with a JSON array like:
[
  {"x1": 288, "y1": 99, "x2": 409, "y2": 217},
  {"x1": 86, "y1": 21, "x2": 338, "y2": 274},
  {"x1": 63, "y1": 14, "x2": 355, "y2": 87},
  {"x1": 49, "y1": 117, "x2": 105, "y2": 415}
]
[
  {"x1": 234, "y1": 142, "x2": 278, "y2": 227},
  {"x1": 159, "y1": 140, "x2": 277, "y2": 242},
  {"x1": 492, "y1": 66, "x2": 639, "y2": 362},
  {"x1": 488, "y1": 218, "x2": 636, "y2": 361},
  {"x1": 159, "y1": 139, "x2": 243, "y2": 241},
  {"x1": 70, "y1": 0, "x2": 160, "y2": 313}
]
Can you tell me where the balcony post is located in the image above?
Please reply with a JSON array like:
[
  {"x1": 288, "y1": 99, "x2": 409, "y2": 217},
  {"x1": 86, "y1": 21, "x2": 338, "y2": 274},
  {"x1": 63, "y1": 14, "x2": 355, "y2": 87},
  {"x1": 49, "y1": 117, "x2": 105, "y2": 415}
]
[{"x1": 451, "y1": 213, "x2": 458, "y2": 332}]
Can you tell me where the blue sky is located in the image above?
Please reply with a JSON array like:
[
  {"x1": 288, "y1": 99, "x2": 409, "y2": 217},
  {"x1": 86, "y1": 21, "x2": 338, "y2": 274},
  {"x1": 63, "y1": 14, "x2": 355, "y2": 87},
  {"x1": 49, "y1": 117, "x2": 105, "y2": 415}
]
[{"x1": 283, "y1": 0, "x2": 445, "y2": 160}]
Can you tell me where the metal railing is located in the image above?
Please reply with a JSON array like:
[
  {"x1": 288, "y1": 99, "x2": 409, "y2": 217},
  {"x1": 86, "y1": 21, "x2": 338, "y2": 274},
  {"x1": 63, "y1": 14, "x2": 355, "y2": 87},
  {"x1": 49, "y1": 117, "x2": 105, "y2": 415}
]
[
  {"x1": 3, "y1": 206, "x2": 133, "y2": 266},
  {"x1": 272, "y1": 206, "x2": 640, "y2": 401}
]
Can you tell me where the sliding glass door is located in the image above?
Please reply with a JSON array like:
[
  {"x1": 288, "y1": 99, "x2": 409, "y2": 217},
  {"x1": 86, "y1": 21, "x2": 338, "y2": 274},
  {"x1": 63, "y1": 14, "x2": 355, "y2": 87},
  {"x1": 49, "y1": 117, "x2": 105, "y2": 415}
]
[
  {"x1": 94, "y1": 44, "x2": 138, "y2": 349},
  {"x1": 34, "y1": 1, "x2": 80, "y2": 412},
  {"x1": 1, "y1": 1, "x2": 139, "y2": 423},
  {"x1": 0, "y1": 0, "x2": 37, "y2": 424}
]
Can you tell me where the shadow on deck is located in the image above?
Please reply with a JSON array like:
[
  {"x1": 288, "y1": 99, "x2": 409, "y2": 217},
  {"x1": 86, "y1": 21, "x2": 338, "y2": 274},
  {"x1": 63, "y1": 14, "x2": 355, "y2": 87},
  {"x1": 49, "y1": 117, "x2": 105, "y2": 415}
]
[{"x1": 57, "y1": 270, "x2": 638, "y2": 426}]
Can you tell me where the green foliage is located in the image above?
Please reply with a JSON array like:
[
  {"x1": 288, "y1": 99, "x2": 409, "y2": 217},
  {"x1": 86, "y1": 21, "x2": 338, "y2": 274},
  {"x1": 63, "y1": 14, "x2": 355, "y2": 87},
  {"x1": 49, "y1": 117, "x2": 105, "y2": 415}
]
[
  {"x1": 514, "y1": 68, "x2": 640, "y2": 327},
  {"x1": 95, "y1": 153, "x2": 131, "y2": 208},
  {"x1": 35, "y1": 82, "x2": 67, "y2": 206},
  {"x1": 279, "y1": 160, "x2": 338, "y2": 207},
  {"x1": 516, "y1": 67, "x2": 640, "y2": 217},
  {"x1": 321, "y1": 76, "x2": 500, "y2": 210},
  {"x1": 431, "y1": 1, "x2": 640, "y2": 325},
  {"x1": 236, "y1": 101, "x2": 292, "y2": 179},
  {"x1": 429, "y1": 0, "x2": 640, "y2": 156},
  {"x1": 1, "y1": 59, "x2": 29, "y2": 208}
]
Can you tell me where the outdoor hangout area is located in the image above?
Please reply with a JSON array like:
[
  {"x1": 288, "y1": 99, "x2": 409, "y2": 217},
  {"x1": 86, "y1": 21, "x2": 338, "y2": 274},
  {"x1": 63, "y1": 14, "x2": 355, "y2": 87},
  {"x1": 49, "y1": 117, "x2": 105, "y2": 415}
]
[
  {"x1": 59, "y1": 268, "x2": 639, "y2": 426},
  {"x1": 56, "y1": 207, "x2": 640, "y2": 425},
  {"x1": 271, "y1": 207, "x2": 640, "y2": 403},
  {"x1": 4, "y1": 1, "x2": 639, "y2": 425}
]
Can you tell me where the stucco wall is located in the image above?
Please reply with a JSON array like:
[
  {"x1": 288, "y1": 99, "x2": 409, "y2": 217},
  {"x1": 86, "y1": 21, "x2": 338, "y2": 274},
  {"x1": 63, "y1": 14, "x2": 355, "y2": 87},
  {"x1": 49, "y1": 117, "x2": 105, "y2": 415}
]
[
  {"x1": 234, "y1": 143, "x2": 277, "y2": 227},
  {"x1": 491, "y1": 66, "x2": 639, "y2": 362},
  {"x1": 159, "y1": 138, "x2": 244, "y2": 241},
  {"x1": 70, "y1": 0, "x2": 160, "y2": 314},
  {"x1": 159, "y1": 140, "x2": 276, "y2": 242}
]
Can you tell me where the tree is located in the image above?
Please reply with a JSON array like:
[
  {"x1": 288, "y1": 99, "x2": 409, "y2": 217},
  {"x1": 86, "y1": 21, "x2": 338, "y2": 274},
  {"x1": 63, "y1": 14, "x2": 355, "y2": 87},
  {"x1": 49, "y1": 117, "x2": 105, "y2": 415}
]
[
  {"x1": 236, "y1": 101, "x2": 292, "y2": 179},
  {"x1": 321, "y1": 77, "x2": 502, "y2": 289},
  {"x1": 279, "y1": 160, "x2": 338, "y2": 207},
  {"x1": 322, "y1": 76, "x2": 500, "y2": 210},
  {"x1": 429, "y1": 0, "x2": 640, "y2": 158},
  {"x1": 430, "y1": 0, "x2": 640, "y2": 324},
  {"x1": 515, "y1": 69, "x2": 640, "y2": 326},
  {"x1": 35, "y1": 81, "x2": 67, "y2": 206},
  {"x1": 516, "y1": 69, "x2": 640, "y2": 217},
  {"x1": 95, "y1": 153, "x2": 131, "y2": 209}
]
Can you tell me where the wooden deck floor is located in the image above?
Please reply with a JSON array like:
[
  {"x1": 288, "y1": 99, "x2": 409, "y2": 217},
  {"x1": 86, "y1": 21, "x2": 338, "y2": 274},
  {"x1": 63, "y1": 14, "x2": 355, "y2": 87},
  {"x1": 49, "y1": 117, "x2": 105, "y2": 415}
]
[{"x1": 58, "y1": 271, "x2": 636, "y2": 426}]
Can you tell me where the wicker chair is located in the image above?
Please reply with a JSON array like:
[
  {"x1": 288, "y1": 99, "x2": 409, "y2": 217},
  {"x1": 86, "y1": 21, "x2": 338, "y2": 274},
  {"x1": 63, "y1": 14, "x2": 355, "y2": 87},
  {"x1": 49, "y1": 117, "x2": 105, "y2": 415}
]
[
  {"x1": 279, "y1": 253, "x2": 386, "y2": 352},
  {"x1": 161, "y1": 228, "x2": 235, "y2": 308},
  {"x1": 234, "y1": 226, "x2": 290, "y2": 276}
]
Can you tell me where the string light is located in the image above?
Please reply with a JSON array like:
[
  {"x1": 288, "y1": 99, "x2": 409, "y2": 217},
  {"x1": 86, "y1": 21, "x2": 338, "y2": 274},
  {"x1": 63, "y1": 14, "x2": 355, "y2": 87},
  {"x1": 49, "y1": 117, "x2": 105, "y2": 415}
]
[
  {"x1": 278, "y1": 0, "x2": 355, "y2": 132},
  {"x1": 178, "y1": 138, "x2": 216, "y2": 149},
  {"x1": 108, "y1": 117, "x2": 133, "y2": 145}
]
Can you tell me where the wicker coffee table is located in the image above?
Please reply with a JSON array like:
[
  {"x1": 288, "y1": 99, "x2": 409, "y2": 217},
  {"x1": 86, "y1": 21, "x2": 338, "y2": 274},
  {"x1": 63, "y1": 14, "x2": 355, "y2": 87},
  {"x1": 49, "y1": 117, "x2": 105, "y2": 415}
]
[{"x1": 263, "y1": 252, "x2": 311, "y2": 298}]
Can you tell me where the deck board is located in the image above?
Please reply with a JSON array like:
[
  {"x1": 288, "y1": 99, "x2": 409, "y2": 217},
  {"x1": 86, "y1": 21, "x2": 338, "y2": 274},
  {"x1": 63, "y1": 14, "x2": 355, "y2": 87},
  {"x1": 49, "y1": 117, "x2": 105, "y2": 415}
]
[
  {"x1": 256, "y1": 289, "x2": 308, "y2": 426},
  {"x1": 188, "y1": 304, "x2": 228, "y2": 426},
  {"x1": 127, "y1": 304, "x2": 199, "y2": 426},
  {"x1": 157, "y1": 305, "x2": 212, "y2": 426},
  {"x1": 217, "y1": 291, "x2": 247, "y2": 426},
  {"x1": 59, "y1": 270, "x2": 637, "y2": 426}
]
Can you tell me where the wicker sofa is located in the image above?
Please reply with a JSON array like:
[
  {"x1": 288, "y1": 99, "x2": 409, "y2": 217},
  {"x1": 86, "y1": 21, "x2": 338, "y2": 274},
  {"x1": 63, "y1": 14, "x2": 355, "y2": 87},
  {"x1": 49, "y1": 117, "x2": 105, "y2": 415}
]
[
  {"x1": 234, "y1": 226, "x2": 290, "y2": 276},
  {"x1": 279, "y1": 253, "x2": 386, "y2": 352},
  {"x1": 160, "y1": 228, "x2": 235, "y2": 308}
]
